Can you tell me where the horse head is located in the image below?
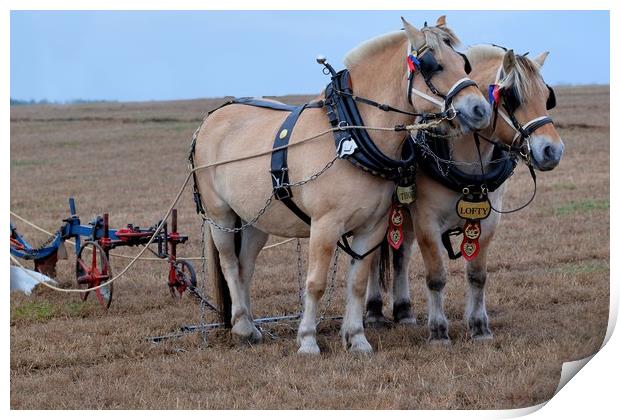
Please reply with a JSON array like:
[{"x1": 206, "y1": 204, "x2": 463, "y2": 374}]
[
  {"x1": 403, "y1": 16, "x2": 491, "y2": 133},
  {"x1": 470, "y1": 47, "x2": 564, "y2": 171}
]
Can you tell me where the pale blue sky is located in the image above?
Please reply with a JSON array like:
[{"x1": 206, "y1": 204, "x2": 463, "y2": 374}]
[{"x1": 10, "y1": 10, "x2": 609, "y2": 102}]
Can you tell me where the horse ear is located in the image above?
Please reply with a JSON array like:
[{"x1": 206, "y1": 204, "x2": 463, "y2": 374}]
[
  {"x1": 532, "y1": 51, "x2": 550, "y2": 67},
  {"x1": 436, "y1": 15, "x2": 446, "y2": 27},
  {"x1": 401, "y1": 17, "x2": 426, "y2": 49},
  {"x1": 502, "y1": 49, "x2": 516, "y2": 74}
]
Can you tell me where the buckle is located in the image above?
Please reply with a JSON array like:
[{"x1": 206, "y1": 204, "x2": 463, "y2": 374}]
[
  {"x1": 274, "y1": 186, "x2": 292, "y2": 200},
  {"x1": 271, "y1": 167, "x2": 292, "y2": 200}
]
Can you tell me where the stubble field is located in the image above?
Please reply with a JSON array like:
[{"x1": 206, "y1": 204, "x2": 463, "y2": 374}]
[{"x1": 10, "y1": 86, "x2": 609, "y2": 409}]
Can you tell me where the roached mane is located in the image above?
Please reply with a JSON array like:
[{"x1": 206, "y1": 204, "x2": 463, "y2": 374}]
[{"x1": 343, "y1": 25, "x2": 461, "y2": 69}]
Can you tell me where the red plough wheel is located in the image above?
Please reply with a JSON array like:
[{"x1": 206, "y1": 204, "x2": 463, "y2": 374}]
[
  {"x1": 76, "y1": 240, "x2": 113, "y2": 308},
  {"x1": 168, "y1": 259, "x2": 197, "y2": 298}
]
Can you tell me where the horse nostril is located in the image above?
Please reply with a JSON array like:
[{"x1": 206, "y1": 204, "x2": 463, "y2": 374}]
[
  {"x1": 472, "y1": 105, "x2": 485, "y2": 119},
  {"x1": 543, "y1": 144, "x2": 556, "y2": 161}
]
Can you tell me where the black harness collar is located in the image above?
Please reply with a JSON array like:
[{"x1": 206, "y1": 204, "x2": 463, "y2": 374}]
[
  {"x1": 324, "y1": 69, "x2": 418, "y2": 182},
  {"x1": 414, "y1": 130, "x2": 518, "y2": 195},
  {"x1": 416, "y1": 128, "x2": 520, "y2": 261}
]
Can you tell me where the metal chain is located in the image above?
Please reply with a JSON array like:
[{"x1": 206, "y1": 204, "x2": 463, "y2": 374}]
[
  {"x1": 198, "y1": 218, "x2": 209, "y2": 346},
  {"x1": 200, "y1": 155, "x2": 338, "y2": 233},
  {"x1": 318, "y1": 247, "x2": 340, "y2": 324},
  {"x1": 414, "y1": 130, "x2": 516, "y2": 177},
  {"x1": 295, "y1": 239, "x2": 304, "y2": 315},
  {"x1": 18, "y1": 229, "x2": 62, "y2": 255}
]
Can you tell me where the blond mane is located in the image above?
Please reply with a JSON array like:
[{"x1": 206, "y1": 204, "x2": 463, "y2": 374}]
[
  {"x1": 343, "y1": 25, "x2": 461, "y2": 69},
  {"x1": 466, "y1": 44, "x2": 546, "y2": 102}
]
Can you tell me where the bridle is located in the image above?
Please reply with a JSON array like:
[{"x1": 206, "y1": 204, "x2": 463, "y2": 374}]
[
  {"x1": 471, "y1": 59, "x2": 558, "y2": 214},
  {"x1": 406, "y1": 39, "x2": 477, "y2": 115},
  {"x1": 482, "y1": 62, "x2": 557, "y2": 162}
]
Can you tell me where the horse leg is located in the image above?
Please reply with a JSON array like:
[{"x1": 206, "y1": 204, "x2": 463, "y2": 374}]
[
  {"x1": 416, "y1": 224, "x2": 450, "y2": 344},
  {"x1": 297, "y1": 222, "x2": 340, "y2": 355},
  {"x1": 210, "y1": 215, "x2": 261, "y2": 344},
  {"x1": 392, "y1": 242, "x2": 416, "y2": 324},
  {"x1": 464, "y1": 232, "x2": 494, "y2": 340},
  {"x1": 365, "y1": 251, "x2": 388, "y2": 328},
  {"x1": 237, "y1": 226, "x2": 269, "y2": 334},
  {"x1": 342, "y1": 225, "x2": 388, "y2": 353},
  {"x1": 392, "y1": 211, "x2": 416, "y2": 324}
]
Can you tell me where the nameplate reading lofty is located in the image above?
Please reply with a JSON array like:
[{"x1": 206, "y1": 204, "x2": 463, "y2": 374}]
[{"x1": 456, "y1": 197, "x2": 491, "y2": 220}]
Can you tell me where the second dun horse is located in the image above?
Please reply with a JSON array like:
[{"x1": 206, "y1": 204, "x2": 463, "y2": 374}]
[
  {"x1": 192, "y1": 16, "x2": 490, "y2": 354},
  {"x1": 365, "y1": 44, "x2": 564, "y2": 342}
]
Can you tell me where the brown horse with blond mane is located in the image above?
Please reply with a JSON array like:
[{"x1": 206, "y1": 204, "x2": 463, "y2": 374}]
[{"x1": 365, "y1": 44, "x2": 564, "y2": 343}]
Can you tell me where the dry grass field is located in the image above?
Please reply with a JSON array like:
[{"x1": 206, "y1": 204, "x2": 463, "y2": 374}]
[{"x1": 10, "y1": 86, "x2": 609, "y2": 409}]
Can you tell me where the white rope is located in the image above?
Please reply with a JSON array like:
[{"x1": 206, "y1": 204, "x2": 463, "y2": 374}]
[{"x1": 10, "y1": 211, "x2": 296, "y2": 261}]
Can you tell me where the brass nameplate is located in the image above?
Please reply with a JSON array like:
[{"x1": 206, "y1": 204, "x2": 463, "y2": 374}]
[
  {"x1": 396, "y1": 185, "x2": 416, "y2": 204},
  {"x1": 456, "y1": 197, "x2": 491, "y2": 220}
]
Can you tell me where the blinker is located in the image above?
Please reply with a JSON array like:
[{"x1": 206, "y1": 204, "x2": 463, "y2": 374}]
[
  {"x1": 458, "y1": 52, "x2": 472, "y2": 74},
  {"x1": 418, "y1": 51, "x2": 443, "y2": 75},
  {"x1": 500, "y1": 84, "x2": 556, "y2": 112},
  {"x1": 546, "y1": 84, "x2": 556, "y2": 110},
  {"x1": 501, "y1": 86, "x2": 521, "y2": 113}
]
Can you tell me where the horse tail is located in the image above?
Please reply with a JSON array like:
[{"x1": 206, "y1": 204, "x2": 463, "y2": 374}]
[
  {"x1": 209, "y1": 216, "x2": 242, "y2": 327},
  {"x1": 378, "y1": 237, "x2": 392, "y2": 292}
]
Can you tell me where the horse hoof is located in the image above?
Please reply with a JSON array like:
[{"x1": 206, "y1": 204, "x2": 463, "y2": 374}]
[
  {"x1": 428, "y1": 320, "x2": 449, "y2": 343},
  {"x1": 468, "y1": 318, "x2": 493, "y2": 340},
  {"x1": 428, "y1": 338, "x2": 451, "y2": 346},
  {"x1": 297, "y1": 343, "x2": 321, "y2": 355},
  {"x1": 395, "y1": 316, "x2": 417, "y2": 326},
  {"x1": 232, "y1": 320, "x2": 262, "y2": 344},
  {"x1": 393, "y1": 301, "x2": 415, "y2": 325},
  {"x1": 346, "y1": 335, "x2": 374, "y2": 353},
  {"x1": 471, "y1": 331, "x2": 494, "y2": 341},
  {"x1": 365, "y1": 314, "x2": 390, "y2": 329}
]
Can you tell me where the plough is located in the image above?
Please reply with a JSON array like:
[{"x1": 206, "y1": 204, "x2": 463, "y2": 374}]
[{"x1": 10, "y1": 198, "x2": 196, "y2": 308}]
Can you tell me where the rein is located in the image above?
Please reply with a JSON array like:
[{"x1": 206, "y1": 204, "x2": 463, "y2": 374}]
[{"x1": 472, "y1": 133, "x2": 537, "y2": 215}]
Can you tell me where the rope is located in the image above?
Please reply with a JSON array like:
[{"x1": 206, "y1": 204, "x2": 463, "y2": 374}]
[
  {"x1": 189, "y1": 121, "x2": 443, "y2": 174},
  {"x1": 9, "y1": 119, "x2": 443, "y2": 295},
  {"x1": 10, "y1": 211, "x2": 295, "y2": 262}
]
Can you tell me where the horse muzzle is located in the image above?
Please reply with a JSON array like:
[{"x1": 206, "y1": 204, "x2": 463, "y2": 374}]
[
  {"x1": 454, "y1": 96, "x2": 492, "y2": 133},
  {"x1": 530, "y1": 136, "x2": 564, "y2": 171}
]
